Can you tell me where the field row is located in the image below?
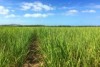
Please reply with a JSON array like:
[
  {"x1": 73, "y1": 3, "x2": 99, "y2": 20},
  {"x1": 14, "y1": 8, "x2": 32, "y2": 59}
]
[{"x1": 0, "y1": 27, "x2": 100, "y2": 67}]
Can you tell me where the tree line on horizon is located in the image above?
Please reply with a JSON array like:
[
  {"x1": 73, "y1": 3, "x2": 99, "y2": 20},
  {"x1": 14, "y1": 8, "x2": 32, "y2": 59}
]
[{"x1": 0, "y1": 24, "x2": 100, "y2": 27}]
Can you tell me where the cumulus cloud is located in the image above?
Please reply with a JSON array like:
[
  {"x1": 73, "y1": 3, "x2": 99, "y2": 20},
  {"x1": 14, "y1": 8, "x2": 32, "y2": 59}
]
[
  {"x1": 82, "y1": 10, "x2": 96, "y2": 13},
  {"x1": 5, "y1": 14, "x2": 16, "y2": 18},
  {"x1": 21, "y1": 2, "x2": 54, "y2": 11},
  {"x1": 68, "y1": 10, "x2": 78, "y2": 13},
  {"x1": 0, "y1": 5, "x2": 17, "y2": 18},
  {"x1": 87, "y1": 4, "x2": 100, "y2": 9},
  {"x1": 21, "y1": 3, "x2": 32, "y2": 10},
  {"x1": 0, "y1": 6, "x2": 9, "y2": 15},
  {"x1": 92, "y1": 5, "x2": 100, "y2": 9},
  {"x1": 66, "y1": 9, "x2": 78, "y2": 15},
  {"x1": 24, "y1": 13, "x2": 53, "y2": 18},
  {"x1": 60, "y1": 6, "x2": 68, "y2": 9}
]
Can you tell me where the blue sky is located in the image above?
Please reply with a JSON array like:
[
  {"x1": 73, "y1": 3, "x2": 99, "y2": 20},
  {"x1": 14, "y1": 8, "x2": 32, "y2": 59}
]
[{"x1": 0, "y1": 0, "x2": 100, "y2": 25}]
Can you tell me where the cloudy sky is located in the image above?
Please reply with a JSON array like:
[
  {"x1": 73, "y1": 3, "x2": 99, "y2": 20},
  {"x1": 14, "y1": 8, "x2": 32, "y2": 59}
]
[{"x1": 0, "y1": 0, "x2": 100, "y2": 25}]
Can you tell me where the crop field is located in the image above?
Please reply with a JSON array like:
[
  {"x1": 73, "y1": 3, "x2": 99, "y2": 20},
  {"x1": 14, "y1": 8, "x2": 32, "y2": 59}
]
[{"x1": 0, "y1": 27, "x2": 100, "y2": 67}]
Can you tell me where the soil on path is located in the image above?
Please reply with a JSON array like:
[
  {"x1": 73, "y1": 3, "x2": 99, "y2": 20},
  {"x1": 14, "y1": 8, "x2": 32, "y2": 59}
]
[{"x1": 23, "y1": 37, "x2": 43, "y2": 67}]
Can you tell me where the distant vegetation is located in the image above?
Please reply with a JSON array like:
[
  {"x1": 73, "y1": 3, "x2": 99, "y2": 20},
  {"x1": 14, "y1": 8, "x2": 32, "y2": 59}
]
[
  {"x1": 0, "y1": 27, "x2": 100, "y2": 67},
  {"x1": 1, "y1": 24, "x2": 100, "y2": 27}
]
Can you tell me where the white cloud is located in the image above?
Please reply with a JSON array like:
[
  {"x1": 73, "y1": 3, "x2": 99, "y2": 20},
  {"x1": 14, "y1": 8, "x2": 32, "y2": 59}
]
[
  {"x1": 68, "y1": 10, "x2": 78, "y2": 13},
  {"x1": 59, "y1": 6, "x2": 69, "y2": 10},
  {"x1": 0, "y1": 5, "x2": 17, "y2": 18},
  {"x1": 61, "y1": 6, "x2": 68, "y2": 9},
  {"x1": 21, "y1": 3, "x2": 32, "y2": 10},
  {"x1": 5, "y1": 14, "x2": 16, "y2": 18},
  {"x1": 82, "y1": 10, "x2": 96, "y2": 13},
  {"x1": 92, "y1": 5, "x2": 100, "y2": 9},
  {"x1": 60, "y1": 6, "x2": 75, "y2": 10},
  {"x1": 11, "y1": 10, "x2": 15, "y2": 12},
  {"x1": 0, "y1": 6, "x2": 9, "y2": 15},
  {"x1": 87, "y1": 4, "x2": 100, "y2": 9},
  {"x1": 21, "y1": 2, "x2": 54, "y2": 11},
  {"x1": 66, "y1": 9, "x2": 78, "y2": 15},
  {"x1": 24, "y1": 13, "x2": 53, "y2": 18}
]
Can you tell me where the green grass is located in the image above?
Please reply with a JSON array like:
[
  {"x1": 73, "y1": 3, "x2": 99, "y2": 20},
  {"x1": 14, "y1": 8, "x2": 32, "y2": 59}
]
[
  {"x1": 0, "y1": 27, "x2": 35, "y2": 67},
  {"x1": 0, "y1": 27, "x2": 100, "y2": 67}
]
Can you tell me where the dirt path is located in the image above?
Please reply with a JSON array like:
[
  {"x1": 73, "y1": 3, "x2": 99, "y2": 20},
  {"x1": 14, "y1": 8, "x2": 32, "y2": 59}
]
[{"x1": 23, "y1": 37, "x2": 43, "y2": 67}]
